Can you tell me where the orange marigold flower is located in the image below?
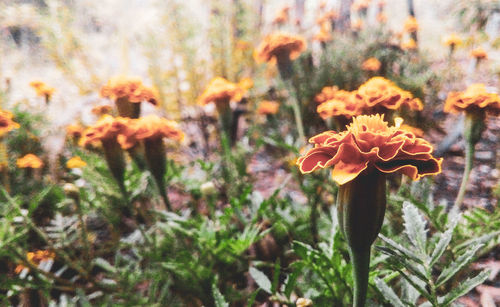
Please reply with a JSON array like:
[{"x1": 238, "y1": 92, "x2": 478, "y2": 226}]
[
  {"x1": 66, "y1": 124, "x2": 84, "y2": 140},
  {"x1": 198, "y1": 77, "x2": 248, "y2": 106},
  {"x1": 15, "y1": 250, "x2": 55, "y2": 274},
  {"x1": 257, "y1": 100, "x2": 280, "y2": 115},
  {"x1": 237, "y1": 77, "x2": 254, "y2": 92},
  {"x1": 317, "y1": 95, "x2": 364, "y2": 120},
  {"x1": 29, "y1": 81, "x2": 55, "y2": 99},
  {"x1": 254, "y1": 32, "x2": 306, "y2": 64},
  {"x1": 377, "y1": 0, "x2": 386, "y2": 8},
  {"x1": 376, "y1": 12, "x2": 387, "y2": 23},
  {"x1": 117, "y1": 115, "x2": 184, "y2": 150},
  {"x1": 401, "y1": 38, "x2": 417, "y2": 50},
  {"x1": 351, "y1": 0, "x2": 371, "y2": 12},
  {"x1": 91, "y1": 105, "x2": 112, "y2": 116},
  {"x1": 0, "y1": 109, "x2": 20, "y2": 137},
  {"x1": 314, "y1": 23, "x2": 332, "y2": 42},
  {"x1": 297, "y1": 114, "x2": 442, "y2": 185},
  {"x1": 470, "y1": 47, "x2": 487, "y2": 60},
  {"x1": 314, "y1": 86, "x2": 354, "y2": 106},
  {"x1": 403, "y1": 16, "x2": 418, "y2": 33},
  {"x1": 444, "y1": 84, "x2": 500, "y2": 116},
  {"x1": 273, "y1": 6, "x2": 290, "y2": 25},
  {"x1": 355, "y1": 77, "x2": 423, "y2": 111},
  {"x1": 17, "y1": 154, "x2": 43, "y2": 169},
  {"x1": 79, "y1": 115, "x2": 127, "y2": 147},
  {"x1": 100, "y1": 76, "x2": 158, "y2": 105},
  {"x1": 361, "y1": 57, "x2": 381, "y2": 71},
  {"x1": 351, "y1": 19, "x2": 363, "y2": 31},
  {"x1": 66, "y1": 156, "x2": 87, "y2": 169},
  {"x1": 442, "y1": 33, "x2": 462, "y2": 47},
  {"x1": 317, "y1": 10, "x2": 339, "y2": 24}
]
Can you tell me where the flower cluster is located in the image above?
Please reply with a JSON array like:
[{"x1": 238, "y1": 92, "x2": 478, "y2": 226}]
[
  {"x1": 297, "y1": 114, "x2": 442, "y2": 185},
  {"x1": 0, "y1": 109, "x2": 20, "y2": 137},
  {"x1": 117, "y1": 115, "x2": 184, "y2": 149},
  {"x1": 29, "y1": 81, "x2": 55, "y2": 99},
  {"x1": 198, "y1": 77, "x2": 251, "y2": 106},
  {"x1": 17, "y1": 154, "x2": 43, "y2": 169},
  {"x1": 254, "y1": 33, "x2": 306, "y2": 64},
  {"x1": 100, "y1": 76, "x2": 158, "y2": 105},
  {"x1": 444, "y1": 84, "x2": 500, "y2": 116},
  {"x1": 355, "y1": 77, "x2": 423, "y2": 111},
  {"x1": 15, "y1": 250, "x2": 55, "y2": 274},
  {"x1": 79, "y1": 115, "x2": 127, "y2": 147},
  {"x1": 361, "y1": 57, "x2": 381, "y2": 71},
  {"x1": 257, "y1": 100, "x2": 280, "y2": 115}
]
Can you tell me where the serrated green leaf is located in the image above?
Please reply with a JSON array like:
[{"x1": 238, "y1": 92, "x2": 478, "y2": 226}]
[
  {"x1": 439, "y1": 270, "x2": 490, "y2": 306},
  {"x1": 212, "y1": 283, "x2": 229, "y2": 307},
  {"x1": 429, "y1": 228, "x2": 454, "y2": 266},
  {"x1": 395, "y1": 268, "x2": 433, "y2": 303},
  {"x1": 374, "y1": 277, "x2": 406, "y2": 307},
  {"x1": 402, "y1": 202, "x2": 427, "y2": 254},
  {"x1": 249, "y1": 267, "x2": 272, "y2": 294},
  {"x1": 436, "y1": 244, "x2": 483, "y2": 287},
  {"x1": 453, "y1": 231, "x2": 500, "y2": 253},
  {"x1": 378, "y1": 235, "x2": 423, "y2": 264},
  {"x1": 380, "y1": 251, "x2": 428, "y2": 283}
]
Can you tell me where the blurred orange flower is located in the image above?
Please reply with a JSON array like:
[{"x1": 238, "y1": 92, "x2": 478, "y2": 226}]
[
  {"x1": 29, "y1": 81, "x2": 55, "y2": 99},
  {"x1": 79, "y1": 115, "x2": 127, "y2": 147},
  {"x1": 401, "y1": 38, "x2": 417, "y2": 50},
  {"x1": 117, "y1": 115, "x2": 184, "y2": 150},
  {"x1": 15, "y1": 250, "x2": 55, "y2": 274},
  {"x1": 394, "y1": 116, "x2": 423, "y2": 137},
  {"x1": 100, "y1": 76, "x2": 158, "y2": 105},
  {"x1": 314, "y1": 86, "x2": 354, "y2": 105},
  {"x1": 0, "y1": 109, "x2": 20, "y2": 137},
  {"x1": 17, "y1": 154, "x2": 43, "y2": 169},
  {"x1": 314, "y1": 23, "x2": 332, "y2": 42},
  {"x1": 355, "y1": 77, "x2": 423, "y2": 111},
  {"x1": 351, "y1": 19, "x2": 363, "y2": 31},
  {"x1": 66, "y1": 124, "x2": 84, "y2": 140},
  {"x1": 442, "y1": 33, "x2": 462, "y2": 48},
  {"x1": 361, "y1": 57, "x2": 381, "y2": 71},
  {"x1": 297, "y1": 114, "x2": 442, "y2": 185},
  {"x1": 91, "y1": 105, "x2": 112, "y2": 116},
  {"x1": 376, "y1": 12, "x2": 387, "y2": 23},
  {"x1": 317, "y1": 10, "x2": 339, "y2": 24},
  {"x1": 198, "y1": 77, "x2": 249, "y2": 106},
  {"x1": 257, "y1": 100, "x2": 280, "y2": 115},
  {"x1": 273, "y1": 6, "x2": 290, "y2": 25},
  {"x1": 317, "y1": 95, "x2": 364, "y2": 120},
  {"x1": 444, "y1": 84, "x2": 500, "y2": 116},
  {"x1": 351, "y1": 0, "x2": 371, "y2": 12},
  {"x1": 470, "y1": 47, "x2": 487, "y2": 60},
  {"x1": 254, "y1": 32, "x2": 306, "y2": 64},
  {"x1": 66, "y1": 156, "x2": 87, "y2": 169},
  {"x1": 403, "y1": 16, "x2": 418, "y2": 33}
]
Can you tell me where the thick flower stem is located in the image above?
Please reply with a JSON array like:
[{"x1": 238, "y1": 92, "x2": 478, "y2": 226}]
[
  {"x1": 454, "y1": 111, "x2": 485, "y2": 207},
  {"x1": 115, "y1": 97, "x2": 141, "y2": 118},
  {"x1": 101, "y1": 138, "x2": 126, "y2": 195},
  {"x1": 144, "y1": 138, "x2": 172, "y2": 211},
  {"x1": 337, "y1": 170, "x2": 386, "y2": 307}
]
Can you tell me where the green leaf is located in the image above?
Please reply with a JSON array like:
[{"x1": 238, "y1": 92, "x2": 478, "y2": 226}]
[
  {"x1": 212, "y1": 283, "x2": 229, "y2": 307},
  {"x1": 436, "y1": 244, "x2": 483, "y2": 287},
  {"x1": 453, "y1": 230, "x2": 500, "y2": 253},
  {"x1": 402, "y1": 202, "x2": 427, "y2": 254},
  {"x1": 249, "y1": 267, "x2": 272, "y2": 294},
  {"x1": 378, "y1": 235, "x2": 423, "y2": 264},
  {"x1": 93, "y1": 257, "x2": 117, "y2": 274},
  {"x1": 439, "y1": 270, "x2": 490, "y2": 306},
  {"x1": 429, "y1": 218, "x2": 457, "y2": 266},
  {"x1": 374, "y1": 277, "x2": 406, "y2": 307},
  {"x1": 395, "y1": 268, "x2": 433, "y2": 303}
]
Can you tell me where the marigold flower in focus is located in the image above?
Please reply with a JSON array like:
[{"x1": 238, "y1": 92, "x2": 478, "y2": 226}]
[
  {"x1": 100, "y1": 75, "x2": 158, "y2": 105},
  {"x1": 297, "y1": 114, "x2": 442, "y2": 185},
  {"x1": 29, "y1": 81, "x2": 55, "y2": 100},
  {"x1": 0, "y1": 109, "x2": 20, "y2": 137},
  {"x1": 444, "y1": 84, "x2": 500, "y2": 116},
  {"x1": 361, "y1": 57, "x2": 381, "y2": 71},
  {"x1": 401, "y1": 38, "x2": 417, "y2": 50},
  {"x1": 254, "y1": 32, "x2": 306, "y2": 64},
  {"x1": 15, "y1": 250, "x2": 55, "y2": 274},
  {"x1": 198, "y1": 77, "x2": 248, "y2": 106},
  {"x1": 17, "y1": 154, "x2": 43, "y2": 169},
  {"x1": 470, "y1": 47, "x2": 487, "y2": 60},
  {"x1": 403, "y1": 16, "x2": 418, "y2": 33},
  {"x1": 442, "y1": 33, "x2": 462, "y2": 48},
  {"x1": 257, "y1": 100, "x2": 280, "y2": 115},
  {"x1": 91, "y1": 105, "x2": 112, "y2": 117},
  {"x1": 355, "y1": 77, "x2": 423, "y2": 112},
  {"x1": 66, "y1": 156, "x2": 87, "y2": 169}
]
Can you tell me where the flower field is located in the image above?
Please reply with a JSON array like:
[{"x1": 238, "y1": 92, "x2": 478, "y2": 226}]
[{"x1": 0, "y1": 0, "x2": 499, "y2": 306}]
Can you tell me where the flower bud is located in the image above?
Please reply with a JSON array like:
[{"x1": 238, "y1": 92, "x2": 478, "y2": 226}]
[
  {"x1": 200, "y1": 181, "x2": 217, "y2": 197},
  {"x1": 296, "y1": 298, "x2": 313, "y2": 307}
]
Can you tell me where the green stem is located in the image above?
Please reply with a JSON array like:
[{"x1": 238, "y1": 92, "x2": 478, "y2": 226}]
[
  {"x1": 454, "y1": 141, "x2": 474, "y2": 207},
  {"x1": 349, "y1": 247, "x2": 371, "y2": 307},
  {"x1": 283, "y1": 79, "x2": 305, "y2": 145}
]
